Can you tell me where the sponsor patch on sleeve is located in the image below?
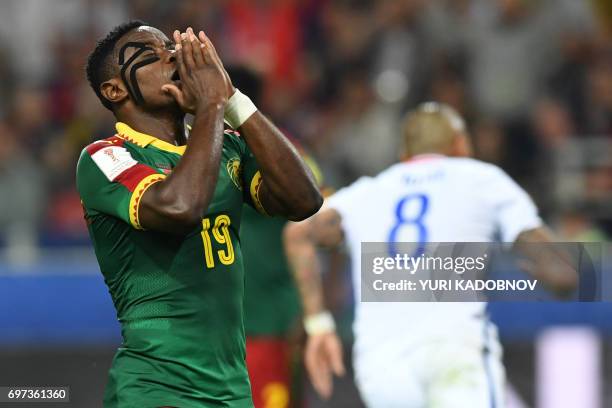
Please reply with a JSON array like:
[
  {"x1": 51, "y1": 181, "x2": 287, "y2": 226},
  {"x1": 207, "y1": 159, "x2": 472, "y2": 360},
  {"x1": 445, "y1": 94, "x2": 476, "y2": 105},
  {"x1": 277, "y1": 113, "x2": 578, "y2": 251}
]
[{"x1": 91, "y1": 146, "x2": 138, "y2": 182}]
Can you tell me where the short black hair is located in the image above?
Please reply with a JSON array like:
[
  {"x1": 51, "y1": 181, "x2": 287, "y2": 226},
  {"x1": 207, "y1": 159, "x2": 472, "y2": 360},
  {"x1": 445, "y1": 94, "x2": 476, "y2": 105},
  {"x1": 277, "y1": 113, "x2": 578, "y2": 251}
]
[{"x1": 85, "y1": 20, "x2": 146, "y2": 111}]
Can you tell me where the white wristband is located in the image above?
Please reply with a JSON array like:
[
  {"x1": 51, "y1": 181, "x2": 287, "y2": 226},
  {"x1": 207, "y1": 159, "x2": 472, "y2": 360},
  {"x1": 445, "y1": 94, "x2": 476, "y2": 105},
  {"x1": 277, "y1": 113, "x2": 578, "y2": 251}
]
[
  {"x1": 304, "y1": 311, "x2": 336, "y2": 336},
  {"x1": 224, "y1": 89, "x2": 258, "y2": 129}
]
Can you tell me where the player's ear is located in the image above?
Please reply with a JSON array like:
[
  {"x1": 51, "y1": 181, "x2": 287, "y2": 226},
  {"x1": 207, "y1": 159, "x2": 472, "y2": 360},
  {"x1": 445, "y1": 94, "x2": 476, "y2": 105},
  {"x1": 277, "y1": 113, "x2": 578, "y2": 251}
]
[{"x1": 100, "y1": 78, "x2": 129, "y2": 106}]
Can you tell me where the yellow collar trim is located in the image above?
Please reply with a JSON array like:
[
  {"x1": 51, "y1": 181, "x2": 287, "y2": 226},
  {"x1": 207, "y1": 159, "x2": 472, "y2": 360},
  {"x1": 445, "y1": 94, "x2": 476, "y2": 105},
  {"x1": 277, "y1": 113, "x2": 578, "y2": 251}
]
[{"x1": 115, "y1": 122, "x2": 186, "y2": 155}]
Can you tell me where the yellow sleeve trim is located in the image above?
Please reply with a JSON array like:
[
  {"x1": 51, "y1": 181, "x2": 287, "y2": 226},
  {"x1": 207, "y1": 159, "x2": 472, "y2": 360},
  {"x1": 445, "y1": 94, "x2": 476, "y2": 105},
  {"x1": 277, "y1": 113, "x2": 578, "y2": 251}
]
[
  {"x1": 129, "y1": 174, "x2": 167, "y2": 230},
  {"x1": 249, "y1": 171, "x2": 269, "y2": 216},
  {"x1": 303, "y1": 155, "x2": 324, "y2": 187}
]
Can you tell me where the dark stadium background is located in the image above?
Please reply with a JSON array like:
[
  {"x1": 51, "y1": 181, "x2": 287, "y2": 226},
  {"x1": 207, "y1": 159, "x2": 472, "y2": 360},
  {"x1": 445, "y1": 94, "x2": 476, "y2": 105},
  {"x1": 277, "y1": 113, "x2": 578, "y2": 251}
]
[{"x1": 0, "y1": 0, "x2": 611, "y2": 407}]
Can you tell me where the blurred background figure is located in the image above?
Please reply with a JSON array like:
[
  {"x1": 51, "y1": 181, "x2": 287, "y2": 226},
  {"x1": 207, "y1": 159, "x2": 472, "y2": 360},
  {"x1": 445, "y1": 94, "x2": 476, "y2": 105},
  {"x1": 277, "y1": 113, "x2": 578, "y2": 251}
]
[
  {"x1": 0, "y1": 0, "x2": 610, "y2": 407},
  {"x1": 0, "y1": 116, "x2": 44, "y2": 264}
]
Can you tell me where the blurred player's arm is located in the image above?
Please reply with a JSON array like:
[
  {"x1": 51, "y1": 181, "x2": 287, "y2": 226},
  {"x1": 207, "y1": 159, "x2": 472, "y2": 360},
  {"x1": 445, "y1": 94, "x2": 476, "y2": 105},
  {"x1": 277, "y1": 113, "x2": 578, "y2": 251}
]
[
  {"x1": 284, "y1": 207, "x2": 346, "y2": 399},
  {"x1": 514, "y1": 226, "x2": 578, "y2": 296},
  {"x1": 285, "y1": 208, "x2": 344, "y2": 315},
  {"x1": 485, "y1": 165, "x2": 578, "y2": 296}
]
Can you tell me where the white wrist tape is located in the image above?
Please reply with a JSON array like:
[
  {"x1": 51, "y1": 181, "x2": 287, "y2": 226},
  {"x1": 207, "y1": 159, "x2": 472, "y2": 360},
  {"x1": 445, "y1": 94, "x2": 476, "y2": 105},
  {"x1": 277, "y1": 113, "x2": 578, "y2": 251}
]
[
  {"x1": 224, "y1": 89, "x2": 258, "y2": 129},
  {"x1": 304, "y1": 311, "x2": 336, "y2": 336}
]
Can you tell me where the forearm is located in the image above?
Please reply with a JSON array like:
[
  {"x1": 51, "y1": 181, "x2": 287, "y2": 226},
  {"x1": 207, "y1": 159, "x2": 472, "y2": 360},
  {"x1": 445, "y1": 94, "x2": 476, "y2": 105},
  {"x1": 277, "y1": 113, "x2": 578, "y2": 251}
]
[
  {"x1": 284, "y1": 222, "x2": 327, "y2": 316},
  {"x1": 514, "y1": 227, "x2": 578, "y2": 294},
  {"x1": 239, "y1": 112, "x2": 322, "y2": 219},
  {"x1": 139, "y1": 104, "x2": 225, "y2": 233}
]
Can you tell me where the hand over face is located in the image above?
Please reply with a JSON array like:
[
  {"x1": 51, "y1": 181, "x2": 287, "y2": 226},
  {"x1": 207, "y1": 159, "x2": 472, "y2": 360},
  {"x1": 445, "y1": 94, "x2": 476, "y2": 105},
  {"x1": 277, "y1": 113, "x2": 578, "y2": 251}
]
[{"x1": 162, "y1": 27, "x2": 234, "y2": 114}]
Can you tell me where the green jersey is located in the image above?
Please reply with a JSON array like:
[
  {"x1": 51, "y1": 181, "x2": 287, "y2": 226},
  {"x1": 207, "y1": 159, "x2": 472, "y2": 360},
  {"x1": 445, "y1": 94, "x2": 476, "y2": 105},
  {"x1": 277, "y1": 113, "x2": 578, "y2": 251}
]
[
  {"x1": 76, "y1": 122, "x2": 265, "y2": 408},
  {"x1": 242, "y1": 208, "x2": 299, "y2": 337}
]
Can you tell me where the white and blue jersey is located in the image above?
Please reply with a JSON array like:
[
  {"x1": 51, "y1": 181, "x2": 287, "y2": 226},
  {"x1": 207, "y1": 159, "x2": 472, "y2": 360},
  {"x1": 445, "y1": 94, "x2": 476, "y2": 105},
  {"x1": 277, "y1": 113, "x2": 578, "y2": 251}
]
[{"x1": 326, "y1": 154, "x2": 542, "y2": 408}]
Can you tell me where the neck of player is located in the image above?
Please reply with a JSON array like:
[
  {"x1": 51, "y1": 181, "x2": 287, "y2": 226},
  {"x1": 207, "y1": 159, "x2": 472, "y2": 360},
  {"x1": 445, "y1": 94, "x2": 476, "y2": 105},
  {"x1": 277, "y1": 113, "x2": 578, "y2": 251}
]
[{"x1": 117, "y1": 109, "x2": 187, "y2": 146}]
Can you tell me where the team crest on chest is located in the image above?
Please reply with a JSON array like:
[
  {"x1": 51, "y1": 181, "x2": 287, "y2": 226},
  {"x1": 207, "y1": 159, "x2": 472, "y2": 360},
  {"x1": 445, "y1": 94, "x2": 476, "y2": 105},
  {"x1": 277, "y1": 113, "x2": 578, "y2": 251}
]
[{"x1": 226, "y1": 157, "x2": 243, "y2": 190}]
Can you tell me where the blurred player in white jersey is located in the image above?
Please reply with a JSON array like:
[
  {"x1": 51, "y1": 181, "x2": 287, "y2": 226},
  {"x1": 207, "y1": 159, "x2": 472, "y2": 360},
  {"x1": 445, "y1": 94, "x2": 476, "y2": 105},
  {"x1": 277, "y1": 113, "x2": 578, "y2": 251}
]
[{"x1": 284, "y1": 103, "x2": 576, "y2": 408}]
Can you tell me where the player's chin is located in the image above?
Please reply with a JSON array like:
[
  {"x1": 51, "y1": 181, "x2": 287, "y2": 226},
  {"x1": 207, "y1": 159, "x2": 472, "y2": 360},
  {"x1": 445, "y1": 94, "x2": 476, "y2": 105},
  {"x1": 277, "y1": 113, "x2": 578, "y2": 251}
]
[{"x1": 150, "y1": 93, "x2": 183, "y2": 114}]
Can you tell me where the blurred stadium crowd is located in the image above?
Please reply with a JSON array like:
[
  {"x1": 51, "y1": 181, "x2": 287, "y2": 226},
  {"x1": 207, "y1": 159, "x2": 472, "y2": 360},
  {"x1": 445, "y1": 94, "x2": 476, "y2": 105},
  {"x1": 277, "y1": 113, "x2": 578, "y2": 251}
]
[{"x1": 0, "y1": 0, "x2": 610, "y2": 263}]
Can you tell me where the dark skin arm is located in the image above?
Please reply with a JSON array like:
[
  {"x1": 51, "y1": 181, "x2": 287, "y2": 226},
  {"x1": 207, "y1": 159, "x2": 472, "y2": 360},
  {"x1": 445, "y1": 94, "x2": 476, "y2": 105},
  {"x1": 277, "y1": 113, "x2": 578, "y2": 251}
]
[
  {"x1": 138, "y1": 29, "x2": 231, "y2": 234},
  {"x1": 192, "y1": 30, "x2": 321, "y2": 221},
  {"x1": 237, "y1": 113, "x2": 323, "y2": 221}
]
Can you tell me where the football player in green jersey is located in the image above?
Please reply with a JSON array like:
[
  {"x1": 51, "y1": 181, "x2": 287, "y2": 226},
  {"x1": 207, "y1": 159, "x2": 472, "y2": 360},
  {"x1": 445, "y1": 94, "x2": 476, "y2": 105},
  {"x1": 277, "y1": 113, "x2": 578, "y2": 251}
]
[{"x1": 77, "y1": 21, "x2": 322, "y2": 408}]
